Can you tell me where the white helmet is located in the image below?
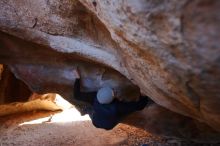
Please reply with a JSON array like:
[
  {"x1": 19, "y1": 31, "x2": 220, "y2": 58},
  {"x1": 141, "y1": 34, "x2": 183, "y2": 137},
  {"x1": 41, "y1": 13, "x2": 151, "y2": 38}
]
[{"x1": 97, "y1": 87, "x2": 114, "y2": 104}]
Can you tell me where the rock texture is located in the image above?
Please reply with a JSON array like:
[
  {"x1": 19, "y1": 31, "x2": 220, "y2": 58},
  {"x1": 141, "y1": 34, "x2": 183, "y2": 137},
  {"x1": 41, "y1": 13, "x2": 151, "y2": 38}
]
[
  {"x1": 0, "y1": 93, "x2": 62, "y2": 117},
  {"x1": 0, "y1": 66, "x2": 31, "y2": 104},
  {"x1": 78, "y1": 0, "x2": 220, "y2": 131},
  {"x1": 0, "y1": 32, "x2": 140, "y2": 102},
  {"x1": 0, "y1": 64, "x2": 3, "y2": 80},
  {"x1": 124, "y1": 103, "x2": 220, "y2": 143},
  {"x1": 0, "y1": 0, "x2": 220, "y2": 141}
]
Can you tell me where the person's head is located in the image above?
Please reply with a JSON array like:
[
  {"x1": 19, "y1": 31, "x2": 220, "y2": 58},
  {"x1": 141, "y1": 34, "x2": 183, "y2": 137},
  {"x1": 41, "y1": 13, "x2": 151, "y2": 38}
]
[{"x1": 97, "y1": 87, "x2": 114, "y2": 104}]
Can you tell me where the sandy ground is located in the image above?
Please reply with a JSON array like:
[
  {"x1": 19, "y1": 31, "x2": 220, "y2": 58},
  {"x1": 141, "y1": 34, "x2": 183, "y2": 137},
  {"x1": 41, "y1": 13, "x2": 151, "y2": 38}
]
[
  {"x1": 0, "y1": 108, "x2": 219, "y2": 146},
  {"x1": 0, "y1": 109, "x2": 163, "y2": 146}
]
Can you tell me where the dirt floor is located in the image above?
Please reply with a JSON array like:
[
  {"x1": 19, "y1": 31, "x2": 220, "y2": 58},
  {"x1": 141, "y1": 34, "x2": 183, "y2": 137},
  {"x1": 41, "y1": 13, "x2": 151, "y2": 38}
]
[{"x1": 0, "y1": 108, "x2": 219, "y2": 146}]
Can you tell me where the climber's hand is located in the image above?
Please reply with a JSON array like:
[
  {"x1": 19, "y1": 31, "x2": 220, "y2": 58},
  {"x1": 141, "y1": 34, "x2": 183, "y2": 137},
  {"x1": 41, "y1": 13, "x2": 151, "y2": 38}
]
[{"x1": 73, "y1": 67, "x2": 80, "y2": 79}]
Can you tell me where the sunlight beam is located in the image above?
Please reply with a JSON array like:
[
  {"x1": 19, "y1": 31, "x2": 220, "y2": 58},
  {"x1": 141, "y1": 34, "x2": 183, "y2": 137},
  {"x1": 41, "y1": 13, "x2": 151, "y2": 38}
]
[{"x1": 19, "y1": 94, "x2": 91, "y2": 126}]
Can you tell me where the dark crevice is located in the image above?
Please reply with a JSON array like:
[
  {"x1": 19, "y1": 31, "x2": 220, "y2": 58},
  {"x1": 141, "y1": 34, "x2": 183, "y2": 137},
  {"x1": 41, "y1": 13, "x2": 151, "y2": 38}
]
[{"x1": 0, "y1": 65, "x2": 32, "y2": 104}]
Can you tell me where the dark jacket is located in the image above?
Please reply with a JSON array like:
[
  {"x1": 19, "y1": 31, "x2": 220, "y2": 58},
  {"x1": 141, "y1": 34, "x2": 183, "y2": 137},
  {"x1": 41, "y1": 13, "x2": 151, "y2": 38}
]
[{"x1": 74, "y1": 79, "x2": 148, "y2": 130}]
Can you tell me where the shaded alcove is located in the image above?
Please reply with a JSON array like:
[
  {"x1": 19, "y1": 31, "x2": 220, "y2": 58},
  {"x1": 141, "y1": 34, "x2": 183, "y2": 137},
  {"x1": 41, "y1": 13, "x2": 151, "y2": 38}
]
[{"x1": 0, "y1": 65, "x2": 32, "y2": 104}]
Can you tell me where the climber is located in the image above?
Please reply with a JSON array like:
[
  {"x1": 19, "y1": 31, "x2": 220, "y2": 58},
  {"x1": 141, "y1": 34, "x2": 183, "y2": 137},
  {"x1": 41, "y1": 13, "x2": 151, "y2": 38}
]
[{"x1": 73, "y1": 70, "x2": 149, "y2": 130}]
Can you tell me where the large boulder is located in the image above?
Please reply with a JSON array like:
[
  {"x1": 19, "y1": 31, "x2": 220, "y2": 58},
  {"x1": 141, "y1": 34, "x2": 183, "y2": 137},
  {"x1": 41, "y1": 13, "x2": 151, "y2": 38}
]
[
  {"x1": 79, "y1": 0, "x2": 220, "y2": 131},
  {"x1": 0, "y1": 0, "x2": 220, "y2": 140}
]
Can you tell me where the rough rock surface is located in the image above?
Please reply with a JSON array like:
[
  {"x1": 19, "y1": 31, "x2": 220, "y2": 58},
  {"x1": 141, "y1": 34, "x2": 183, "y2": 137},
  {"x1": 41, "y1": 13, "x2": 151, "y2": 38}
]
[
  {"x1": 0, "y1": 66, "x2": 31, "y2": 104},
  {"x1": 0, "y1": 64, "x2": 3, "y2": 80},
  {"x1": 0, "y1": 110, "x2": 182, "y2": 146},
  {"x1": 0, "y1": 32, "x2": 140, "y2": 102},
  {"x1": 78, "y1": 0, "x2": 220, "y2": 131},
  {"x1": 0, "y1": 93, "x2": 61, "y2": 117},
  {"x1": 0, "y1": 104, "x2": 220, "y2": 145},
  {"x1": 0, "y1": 0, "x2": 220, "y2": 141}
]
